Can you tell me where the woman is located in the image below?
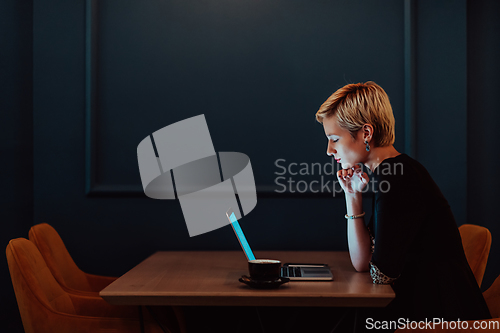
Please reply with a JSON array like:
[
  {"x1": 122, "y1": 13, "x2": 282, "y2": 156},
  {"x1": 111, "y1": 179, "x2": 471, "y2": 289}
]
[{"x1": 316, "y1": 82, "x2": 490, "y2": 330}]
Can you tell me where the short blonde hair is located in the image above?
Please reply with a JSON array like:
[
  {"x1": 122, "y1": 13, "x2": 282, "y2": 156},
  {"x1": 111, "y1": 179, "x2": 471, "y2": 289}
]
[{"x1": 315, "y1": 81, "x2": 395, "y2": 147}]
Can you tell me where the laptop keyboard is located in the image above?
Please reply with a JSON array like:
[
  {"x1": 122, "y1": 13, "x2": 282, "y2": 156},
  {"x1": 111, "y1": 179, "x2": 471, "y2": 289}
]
[{"x1": 282, "y1": 266, "x2": 302, "y2": 277}]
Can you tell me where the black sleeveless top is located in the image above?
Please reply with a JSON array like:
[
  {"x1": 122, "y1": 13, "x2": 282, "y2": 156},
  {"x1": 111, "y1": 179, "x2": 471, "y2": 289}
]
[{"x1": 363, "y1": 154, "x2": 490, "y2": 329}]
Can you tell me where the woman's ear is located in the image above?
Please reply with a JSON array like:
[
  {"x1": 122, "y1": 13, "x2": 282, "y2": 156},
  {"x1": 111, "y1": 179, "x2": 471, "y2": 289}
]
[{"x1": 363, "y1": 124, "x2": 374, "y2": 142}]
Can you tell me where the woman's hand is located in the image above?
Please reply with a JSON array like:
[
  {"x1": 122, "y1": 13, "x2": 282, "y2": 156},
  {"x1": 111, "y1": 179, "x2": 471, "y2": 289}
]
[{"x1": 337, "y1": 164, "x2": 370, "y2": 195}]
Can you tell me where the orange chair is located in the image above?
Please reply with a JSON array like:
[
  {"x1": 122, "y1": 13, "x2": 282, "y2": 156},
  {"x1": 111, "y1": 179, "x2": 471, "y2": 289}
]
[
  {"x1": 28, "y1": 223, "x2": 116, "y2": 295},
  {"x1": 483, "y1": 274, "x2": 500, "y2": 319},
  {"x1": 7, "y1": 238, "x2": 163, "y2": 333},
  {"x1": 28, "y1": 223, "x2": 186, "y2": 333},
  {"x1": 395, "y1": 274, "x2": 500, "y2": 332},
  {"x1": 459, "y1": 224, "x2": 492, "y2": 287}
]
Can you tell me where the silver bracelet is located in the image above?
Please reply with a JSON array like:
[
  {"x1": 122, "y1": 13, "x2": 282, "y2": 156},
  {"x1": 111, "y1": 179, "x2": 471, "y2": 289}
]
[{"x1": 345, "y1": 212, "x2": 366, "y2": 219}]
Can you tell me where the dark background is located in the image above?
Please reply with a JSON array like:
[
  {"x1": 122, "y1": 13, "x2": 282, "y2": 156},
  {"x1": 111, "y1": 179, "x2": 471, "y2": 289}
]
[{"x1": 1, "y1": 0, "x2": 499, "y2": 331}]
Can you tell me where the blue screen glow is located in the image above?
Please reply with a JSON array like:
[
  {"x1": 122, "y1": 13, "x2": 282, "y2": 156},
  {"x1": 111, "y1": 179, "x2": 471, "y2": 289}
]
[{"x1": 229, "y1": 213, "x2": 255, "y2": 261}]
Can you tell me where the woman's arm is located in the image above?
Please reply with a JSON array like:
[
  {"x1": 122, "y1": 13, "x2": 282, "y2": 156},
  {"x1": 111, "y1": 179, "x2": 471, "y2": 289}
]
[
  {"x1": 337, "y1": 167, "x2": 372, "y2": 272},
  {"x1": 345, "y1": 193, "x2": 372, "y2": 271}
]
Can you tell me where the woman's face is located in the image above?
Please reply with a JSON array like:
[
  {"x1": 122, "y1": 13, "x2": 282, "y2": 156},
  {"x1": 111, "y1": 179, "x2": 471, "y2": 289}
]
[{"x1": 322, "y1": 115, "x2": 367, "y2": 169}]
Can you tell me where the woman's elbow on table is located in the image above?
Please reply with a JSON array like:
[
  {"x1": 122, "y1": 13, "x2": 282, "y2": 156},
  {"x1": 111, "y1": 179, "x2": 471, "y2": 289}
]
[
  {"x1": 353, "y1": 263, "x2": 370, "y2": 273},
  {"x1": 350, "y1": 255, "x2": 371, "y2": 272}
]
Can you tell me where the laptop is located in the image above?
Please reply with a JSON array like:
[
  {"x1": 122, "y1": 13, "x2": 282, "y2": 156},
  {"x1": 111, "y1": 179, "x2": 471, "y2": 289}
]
[{"x1": 226, "y1": 208, "x2": 333, "y2": 281}]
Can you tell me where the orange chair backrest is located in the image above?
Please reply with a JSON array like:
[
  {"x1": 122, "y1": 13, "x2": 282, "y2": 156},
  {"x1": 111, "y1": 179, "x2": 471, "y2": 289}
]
[
  {"x1": 459, "y1": 224, "x2": 492, "y2": 288},
  {"x1": 29, "y1": 223, "x2": 93, "y2": 292},
  {"x1": 483, "y1": 274, "x2": 500, "y2": 318},
  {"x1": 6, "y1": 238, "x2": 77, "y2": 333}
]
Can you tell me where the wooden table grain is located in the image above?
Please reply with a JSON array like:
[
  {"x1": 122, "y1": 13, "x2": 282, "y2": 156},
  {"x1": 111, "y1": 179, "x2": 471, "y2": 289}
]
[{"x1": 100, "y1": 251, "x2": 394, "y2": 308}]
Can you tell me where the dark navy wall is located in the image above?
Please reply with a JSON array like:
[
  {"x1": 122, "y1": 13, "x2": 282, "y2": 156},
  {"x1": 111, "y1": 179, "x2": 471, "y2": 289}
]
[
  {"x1": 0, "y1": 0, "x2": 33, "y2": 331},
  {"x1": 467, "y1": 0, "x2": 500, "y2": 291},
  {"x1": 2, "y1": 0, "x2": 499, "y2": 330},
  {"x1": 416, "y1": 0, "x2": 467, "y2": 222}
]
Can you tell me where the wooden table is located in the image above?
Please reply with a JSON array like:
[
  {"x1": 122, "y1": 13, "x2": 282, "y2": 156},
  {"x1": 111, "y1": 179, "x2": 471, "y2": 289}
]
[{"x1": 100, "y1": 251, "x2": 394, "y2": 308}]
